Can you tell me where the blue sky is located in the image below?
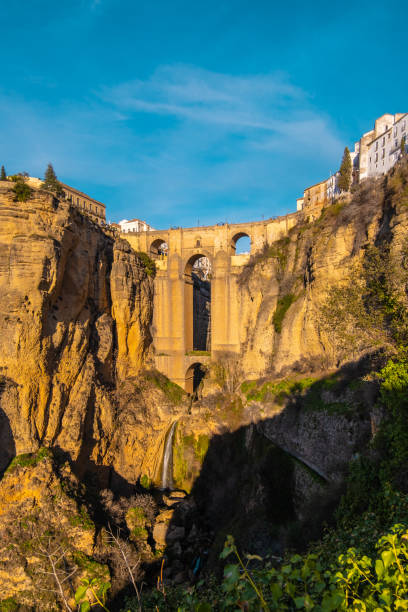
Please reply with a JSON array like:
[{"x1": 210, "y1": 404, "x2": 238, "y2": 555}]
[{"x1": 0, "y1": 0, "x2": 406, "y2": 229}]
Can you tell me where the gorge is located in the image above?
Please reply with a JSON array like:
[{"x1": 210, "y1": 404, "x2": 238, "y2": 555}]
[{"x1": 1, "y1": 158, "x2": 408, "y2": 610}]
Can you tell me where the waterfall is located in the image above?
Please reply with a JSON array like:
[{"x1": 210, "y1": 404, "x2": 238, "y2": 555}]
[{"x1": 161, "y1": 421, "x2": 177, "y2": 490}]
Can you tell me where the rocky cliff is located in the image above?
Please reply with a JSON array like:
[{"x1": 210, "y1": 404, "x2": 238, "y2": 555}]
[
  {"x1": 236, "y1": 163, "x2": 408, "y2": 378},
  {"x1": 0, "y1": 184, "x2": 173, "y2": 486},
  {"x1": 1, "y1": 161, "x2": 408, "y2": 608}
]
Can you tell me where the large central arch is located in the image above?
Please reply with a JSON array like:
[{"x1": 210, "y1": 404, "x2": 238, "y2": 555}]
[{"x1": 184, "y1": 253, "x2": 212, "y2": 353}]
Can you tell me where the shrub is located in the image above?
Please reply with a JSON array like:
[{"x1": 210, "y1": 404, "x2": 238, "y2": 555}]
[
  {"x1": 272, "y1": 293, "x2": 296, "y2": 333},
  {"x1": 12, "y1": 175, "x2": 32, "y2": 202},
  {"x1": 135, "y1": 251, "x2": 156, "y2": 277}
]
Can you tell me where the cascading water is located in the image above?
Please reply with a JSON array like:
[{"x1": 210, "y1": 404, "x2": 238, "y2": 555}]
[{"x1": 161, "y1": 421, "x2": 177, "y2": 490}]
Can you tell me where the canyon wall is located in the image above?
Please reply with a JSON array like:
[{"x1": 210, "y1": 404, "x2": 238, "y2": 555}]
[
  {"x1": 0, "y1": 184, "x2": 175, "y2": 485},
  {"x1": 235, "y1": 167, "x2": 408, "y2": 379}
]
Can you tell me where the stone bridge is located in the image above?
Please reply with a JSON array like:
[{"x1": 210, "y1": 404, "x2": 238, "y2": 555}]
[{"x1": 124, "y1": 213, "x2": 299, "y2": 391}]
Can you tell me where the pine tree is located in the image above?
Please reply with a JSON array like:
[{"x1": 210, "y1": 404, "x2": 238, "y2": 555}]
[
  {"x1": 338, "y1": 146, "x2": 352, "y2": 192},
  {"x1": 0, "y1": 165, "x2": 6, "y2": 181},
  {"x1": 401, "y1": 136, "x2": 406, "y2": 157},
  {"x1": 43, "y1": 163, "x2": 63, "y2": 196}
]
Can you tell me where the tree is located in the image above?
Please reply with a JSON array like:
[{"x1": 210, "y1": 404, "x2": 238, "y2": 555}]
[
  {"x1": 43, "y1": 162, "x2": 64, "y2": 196},
  {"x1": 0, "y1": 165, "x2": 6, "y2": 181},
  {"x1": 338, "y1": 146, "x2": 352, "y2": 192},
  {"x1": 401, "y1": 135, "x2": 406, "y2": 157},
  {"x1": 12, "y1": 174, "x2": 32, "y2": 202}
]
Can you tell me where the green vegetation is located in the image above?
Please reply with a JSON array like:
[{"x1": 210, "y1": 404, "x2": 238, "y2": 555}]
[
  {"x1": 5, "y1": 447, "x2": 51, "y2": 473},
  {"x1": 241, "y1": 377, "x2": 315, "y2": 404},
  {"x1": 338, "y1": 146, "x2": 352, "y2": 192},
  {"x1": 173, "y1": 432, "x2": 209, "y2": 491},
  {"x1": 127, "y1": 506, "x2": 149, "y2": 540},
  {"x1": 135, "y1": 251, "x2": 156, "y2": 277},
  {"x1": 267, "y1": 236, "x2": 290, "y2": 273},
  {"x1": 73, "y1": 552, "x2": 109, "y2": 582},
  {"x1": 11, "y1": 174, "x2": 32, "y2": 202},
  {"x1": 320, "y1": 242, "x2": 408, "y2": 361},
  {"x1": 186, "y1": 350, "x2": 210, "y2": 356},
  {"x1": 272, "y1": 293, "x2": 296, "y2": 333},
  {"x1": 238, "y1": 236, "x2": 291, "y2": 286},
  {"x1": 401, "y1": 135, "x2": 406, "y2": 156},
  {"x1": 75, "y1": 577, "x2": 111, "y2": 612},
  {"x1": 317, "y1": 198, "x2": 347, "y2": 223},
  {"x1": 0, "y1": 599, "x2": 18, "y2": 612},
  {"x1": 0, "y1": 165, "x2": 6, "y2": 181},
  {"x1": 68, "y1": 506, "x2": 94, "y2": 531},
  {"x1": 42, "y1": 162, "x2": 64, "y2": 196},
  {"x1": 140, "y1": 474, "x2": 152, "y2": 489},
  {"x1": 129, "y1": 522, "x2": 408, "y2": 610},
  {"x1": 145, "y1": 370, "x2": 185, "y2": 404}
]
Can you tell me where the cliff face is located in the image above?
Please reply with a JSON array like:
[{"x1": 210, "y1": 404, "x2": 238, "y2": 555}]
[
  {"x1": 236, "y1": 166, "x2": 408, "y2": 378},
  {"x1": 0, "y1": 185, "x2": 155, "y2": 477}
]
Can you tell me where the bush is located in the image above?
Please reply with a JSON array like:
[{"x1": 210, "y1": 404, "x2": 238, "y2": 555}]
[
  {"x1": 12, "y1": 175, "x2": 32, "y2": 202},
  {"x1": 135, "y1": 251, "x2": 156, "y2": 277},
  {"x1": 272, "y1": 293, "x2": 296, "y2": 333}
]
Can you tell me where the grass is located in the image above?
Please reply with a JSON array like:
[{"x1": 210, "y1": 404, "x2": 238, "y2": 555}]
[
  {"x1": 241, "y1": 373, "x2": 357, "y2": 415},
  {"x1": 272, "y1": 293, "x2": 296, "y2": 333},
  {"x1": 186, "y1": 350, "x2": 211, "y2": 356},
  {"x1": 5, "y1": 447, "x2": 51, "y2": 474},
  {"x1": 67, "y1": 506, "x2": 94, "y2": 531},
  {"x1": 241, "y1": 377, "x2": 316, "y2": 404},
  {"x1": 0, "y1": 599, "x2": 18, "y2": 612},
  {"x1": 145, "y1": 370, "x2": 185, "y2": 404}
]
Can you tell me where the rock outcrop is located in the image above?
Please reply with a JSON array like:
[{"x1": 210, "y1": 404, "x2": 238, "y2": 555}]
[
  {"x1": 0, "y1": 184, "x2": 158, "y2": 481},
  {"x1": 236, "y1": 167, "x2": 408, "y2": 378}
]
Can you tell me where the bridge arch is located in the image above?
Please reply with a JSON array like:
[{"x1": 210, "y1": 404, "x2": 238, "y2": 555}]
[
  {"x1": 231, "y1": 231, "x2": 251, "y2": 255},
  {"x1": 184, "y1": 253, "x2": 212, "y2": 353},
  {"x1": 150, "y1": 238, "x2": 168, "y2": 259},
  {"x1": 185, "y1": 362, "x2": 206, "y2": 395}
]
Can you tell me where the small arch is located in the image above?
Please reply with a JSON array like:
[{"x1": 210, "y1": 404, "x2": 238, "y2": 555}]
[
  {"x1": 150, "y1": 238, "x2": 168, "y2": 259},
  {"x1": 185, "y1": 362, "x2": 206, "y2": 396},
  {"x1": 231, "y1": 232, "x2": 251, "y2": 255}
]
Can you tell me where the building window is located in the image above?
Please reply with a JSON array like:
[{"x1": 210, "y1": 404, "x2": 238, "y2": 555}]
[
  {"x1": 382, "y1": 137, "x2": 385, "y2": 146},
  {"x1": 375, "y1": 152, "x2": 378, "y2": 162}
]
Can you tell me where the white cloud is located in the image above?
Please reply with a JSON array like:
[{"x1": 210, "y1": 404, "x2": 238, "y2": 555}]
[
  {"x1": 0, "y1": 65, "x2": 345, "y2": 226},
  {"x1": 101, "y1": 65, "x2": 309, "y2": 132}
]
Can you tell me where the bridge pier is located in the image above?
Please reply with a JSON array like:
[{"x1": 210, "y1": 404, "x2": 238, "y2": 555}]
[{"x1": 123, "y1": 213, "x2": 299, "y2": 390}]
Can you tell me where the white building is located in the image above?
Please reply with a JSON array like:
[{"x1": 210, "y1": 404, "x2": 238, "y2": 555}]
[
  {"x1": 367, "y1": 113, "x2": 407, "y2": 177},
  {"x1": 118, "y1": 218, "x2": 154, "y2": 233},
  {"x1": 326, "y1": 171, "x2": 340, "y2": 201}
]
